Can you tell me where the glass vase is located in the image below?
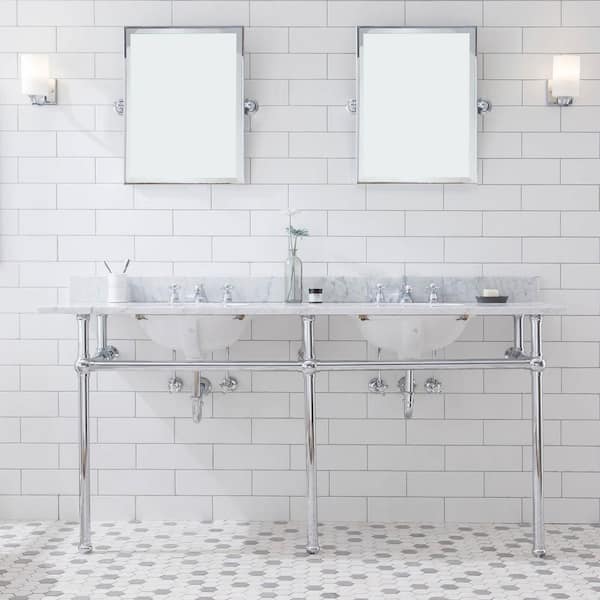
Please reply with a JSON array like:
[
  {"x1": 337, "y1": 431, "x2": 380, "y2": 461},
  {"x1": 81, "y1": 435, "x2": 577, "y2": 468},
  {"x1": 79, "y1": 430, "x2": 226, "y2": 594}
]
[{"x1": 285, "y1": 249, "x2": 303, "y2": 303}]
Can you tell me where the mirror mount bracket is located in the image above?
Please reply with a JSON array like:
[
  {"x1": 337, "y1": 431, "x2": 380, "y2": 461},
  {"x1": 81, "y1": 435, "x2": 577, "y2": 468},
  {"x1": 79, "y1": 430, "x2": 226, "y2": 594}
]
[
  {"x1": 477, "y1": 98, "x2": 492, "y2": 114},
  {"x1": 244, "y1": 98, "x2": 259, "y2": 114},
  {"x1": 113, "y1": 99, "x2": 125, "y2": 116},
  {"x1": 348, "y1": 96, "x2": 489, "y2": 114}
]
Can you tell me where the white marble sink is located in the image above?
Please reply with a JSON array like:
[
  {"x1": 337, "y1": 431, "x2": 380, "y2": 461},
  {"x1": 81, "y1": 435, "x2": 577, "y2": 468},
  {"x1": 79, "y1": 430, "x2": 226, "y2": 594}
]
[
  {"x1": 358, "y1": 304, "x2": 471, "y2": 358},
  {"x1": 139, "y1": 312, "x2": 250, "y2": 358}
]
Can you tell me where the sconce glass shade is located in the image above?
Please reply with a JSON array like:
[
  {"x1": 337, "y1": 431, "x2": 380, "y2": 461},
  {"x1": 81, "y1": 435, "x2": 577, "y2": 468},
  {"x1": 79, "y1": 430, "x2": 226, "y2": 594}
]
[
  {"x1": 21, "y1": 54, "x2": 50, "y2": 96},
  {"x1": 20, "y1": 54, "x2": 51, "y2": 96},
  {"x1": 550, "y1": 55, "x2": 580, "y2": 99},
  {"x1": 20, "y1": 54, "x2": 56, "y2": 105}
]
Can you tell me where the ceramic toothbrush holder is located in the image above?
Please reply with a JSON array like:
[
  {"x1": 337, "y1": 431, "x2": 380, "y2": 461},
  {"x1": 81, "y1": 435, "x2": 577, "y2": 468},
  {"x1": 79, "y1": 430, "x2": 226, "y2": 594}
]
[{"x1": 107, "y1": 273, "x2": 129, "y2": 303}]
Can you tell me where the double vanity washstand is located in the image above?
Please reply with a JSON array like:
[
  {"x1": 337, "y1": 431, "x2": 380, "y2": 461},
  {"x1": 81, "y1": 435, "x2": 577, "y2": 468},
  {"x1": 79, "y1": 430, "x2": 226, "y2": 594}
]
[{"x1": 42, "y1": 277, "x2": 561, "y2": 558}]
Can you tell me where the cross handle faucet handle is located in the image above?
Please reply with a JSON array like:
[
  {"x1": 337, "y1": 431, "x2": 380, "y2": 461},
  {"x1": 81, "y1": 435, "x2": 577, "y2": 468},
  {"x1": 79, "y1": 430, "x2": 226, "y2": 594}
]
[{"x1": 428, "y1": 282, "x2": 440, "y2": 303}]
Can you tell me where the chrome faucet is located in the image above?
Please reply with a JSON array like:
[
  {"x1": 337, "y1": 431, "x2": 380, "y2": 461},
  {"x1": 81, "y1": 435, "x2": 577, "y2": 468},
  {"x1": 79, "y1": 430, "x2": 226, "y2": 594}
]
[
  {"x1": 428, "y1": 283, "x2": 440, "y2": 304},
  {"x1": 399, "y1": 283, "x2": 413, "y2": 303},
  {"x1": 168, "y1": 283, "x2": 181, "y2": 304},
  {"x1": 222, "y1": 283, "x2": 233, "y2": 304},
  {"x1": 374, "y1": 283, "x2": 385, "y2": 304},
  {"x1": 193, "y1": 284, "x2": 208, "y2": 303}
]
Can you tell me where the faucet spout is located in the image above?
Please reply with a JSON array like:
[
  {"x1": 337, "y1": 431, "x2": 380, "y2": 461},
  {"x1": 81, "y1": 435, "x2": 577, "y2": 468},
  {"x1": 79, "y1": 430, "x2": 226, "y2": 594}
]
[
  {"x1": 374, "y1": 283, "x2": 385, "y2": 305},
  {"x1": 193, "y1": 284, "x2": 208, "y2": 303},
  {"x1": 191, "y1": 371, "x2": 212, "y2": 423},
  {"x1": 400, "y1": 283, "x2": 413, "y2": 303},
  {"x1": 399, "y1": 370, "x2": 415, "y2": 418}
]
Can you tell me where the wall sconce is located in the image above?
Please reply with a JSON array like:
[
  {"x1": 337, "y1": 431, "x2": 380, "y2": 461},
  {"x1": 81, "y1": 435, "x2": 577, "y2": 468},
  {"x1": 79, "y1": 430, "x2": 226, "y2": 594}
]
[
  {"x1": 548, "y1": 55, "x2": 580, "y2": 106},
  {"x1": 20, "y1": 54, "x2": 56, "y2": 106}
]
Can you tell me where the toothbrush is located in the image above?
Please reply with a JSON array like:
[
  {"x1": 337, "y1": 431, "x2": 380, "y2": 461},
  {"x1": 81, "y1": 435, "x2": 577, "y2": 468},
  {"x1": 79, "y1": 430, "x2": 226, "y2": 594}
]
[
  {"x1": 122, "y1": 259, "x2": 130, "y2": 274},
  {"x1": 103, "y1": 261, "x2": 112, "y2": 274}
]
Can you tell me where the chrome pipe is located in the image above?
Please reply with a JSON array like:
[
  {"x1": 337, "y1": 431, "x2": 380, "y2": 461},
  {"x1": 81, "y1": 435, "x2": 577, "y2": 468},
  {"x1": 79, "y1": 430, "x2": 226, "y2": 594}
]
[
  {"x1": 317, "y1": 358, "x2": 530, "y2": 371},
  {"x1": 514, "y1": 314, "x2": 525, "y2": 352},
  {"x1": 506, "y1": 314, "x2": 526, "y2": 359},
  {"x1": 76, "y1": 314, "x2": 92, "y2": 554},
  {"x1": 94, "y1": 313, "x2": 118, "y2": 360},
  {"x1": 85, "y1": 357, "x2": 531, "y2": 373},
  {"x1": 87, "y1": 360, "x2": 301, "y2": 371},
  {"x1": 530, "y1": 314, "x2": 546, "y2": 558},
  {"x1": 302, "y1": 315, "x2": 319, "y2": 555},
  {"x1": 96, "y1": 313, "x2": 107, "y2": 354}
]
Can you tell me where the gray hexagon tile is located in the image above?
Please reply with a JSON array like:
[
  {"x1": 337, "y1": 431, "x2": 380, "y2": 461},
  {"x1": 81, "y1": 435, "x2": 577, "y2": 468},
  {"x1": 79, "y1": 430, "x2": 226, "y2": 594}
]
[{"x1": 1, "y1": 521, "x2": 600, "y2": 599}]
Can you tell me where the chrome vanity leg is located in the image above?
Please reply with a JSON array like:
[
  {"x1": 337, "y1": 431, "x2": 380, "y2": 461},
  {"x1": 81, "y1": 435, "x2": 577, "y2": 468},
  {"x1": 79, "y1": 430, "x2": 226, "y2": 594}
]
[
  {"x1": 302, "y1": 315, "x2": 319, "y2": 555},
  {"x1": 530, "y1": 314, "x2": 546, "y2": 558},
  {"x1": 76, "y1": 314, "x2": 92, "y2": 553}
]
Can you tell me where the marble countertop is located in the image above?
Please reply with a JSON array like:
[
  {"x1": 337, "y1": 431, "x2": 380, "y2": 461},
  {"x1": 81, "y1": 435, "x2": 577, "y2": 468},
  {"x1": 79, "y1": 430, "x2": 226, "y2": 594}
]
[{"x1": 39, "y1": 301, "x2": 564, "y2": 317}]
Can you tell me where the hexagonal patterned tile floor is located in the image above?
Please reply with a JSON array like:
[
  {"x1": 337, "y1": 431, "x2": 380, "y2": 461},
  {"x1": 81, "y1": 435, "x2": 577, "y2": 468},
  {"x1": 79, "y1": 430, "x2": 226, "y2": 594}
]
[{"x1": 1, "y1": 521, "x2": 600, "y2": 599}]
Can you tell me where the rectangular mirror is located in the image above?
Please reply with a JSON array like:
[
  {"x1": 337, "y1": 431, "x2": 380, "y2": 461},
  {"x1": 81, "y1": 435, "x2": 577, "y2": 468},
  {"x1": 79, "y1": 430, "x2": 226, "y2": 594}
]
[
  {"x1": 125, "y1": 27, "x2": 245, "y2": 184},
  {"x1": 357, "y1": 27, "x2": 477, "y2": 184}
]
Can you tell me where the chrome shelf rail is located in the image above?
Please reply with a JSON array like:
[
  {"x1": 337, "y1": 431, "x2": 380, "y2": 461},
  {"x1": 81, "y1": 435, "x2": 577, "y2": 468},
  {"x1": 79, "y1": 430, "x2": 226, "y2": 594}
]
[{"x1": 82, "y1": 357, "x2": 532, "y2": 372}]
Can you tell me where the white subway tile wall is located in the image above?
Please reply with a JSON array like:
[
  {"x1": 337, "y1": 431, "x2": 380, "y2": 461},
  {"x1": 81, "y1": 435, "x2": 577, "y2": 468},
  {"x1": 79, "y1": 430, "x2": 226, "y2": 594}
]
[{"x1": 0, "y1": 0, "x2": 598, "y2": 523}]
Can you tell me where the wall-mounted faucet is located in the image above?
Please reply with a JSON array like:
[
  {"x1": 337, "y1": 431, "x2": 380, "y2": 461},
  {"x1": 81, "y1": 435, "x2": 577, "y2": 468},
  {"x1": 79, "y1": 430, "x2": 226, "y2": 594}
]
[
  {"x1": 168, "y1": 283, "x2": 181, "y2": 304},
  {"x1": 398, "y1": 371, "x2": 415, "y2": 418},
  {"x1": 191, "y1": 371, "x2": 212, "y2": 423},
  {"x1": 424, "y1": 376, "x2": 442, "y2": 393}
]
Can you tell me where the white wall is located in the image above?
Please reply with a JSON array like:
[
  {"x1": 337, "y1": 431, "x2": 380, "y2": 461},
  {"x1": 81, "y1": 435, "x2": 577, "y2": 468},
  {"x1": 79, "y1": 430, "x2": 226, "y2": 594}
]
[{"x1": 1, "y1": 0, "x2": 599, "y2": 523}]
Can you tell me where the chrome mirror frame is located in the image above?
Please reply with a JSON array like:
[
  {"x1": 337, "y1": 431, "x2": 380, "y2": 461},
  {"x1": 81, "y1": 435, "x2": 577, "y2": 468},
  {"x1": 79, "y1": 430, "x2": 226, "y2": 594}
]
[
  {"x1": 123, "y1": 26, "x2": 246, "y2": 184},
  {"x1": 355, "y1": 26, "x2": 479, "y2": 184}
]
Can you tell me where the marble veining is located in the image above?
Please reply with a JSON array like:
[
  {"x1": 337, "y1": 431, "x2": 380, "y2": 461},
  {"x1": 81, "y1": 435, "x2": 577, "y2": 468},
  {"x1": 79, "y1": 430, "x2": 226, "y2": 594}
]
[{"x1": 70, "y1": 275, "x2": 540, "y2": 304}]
